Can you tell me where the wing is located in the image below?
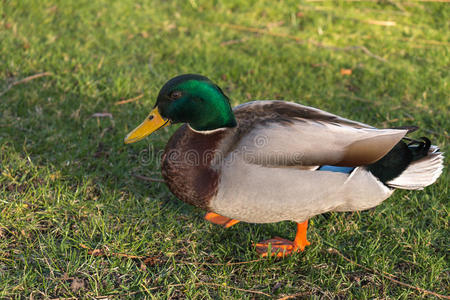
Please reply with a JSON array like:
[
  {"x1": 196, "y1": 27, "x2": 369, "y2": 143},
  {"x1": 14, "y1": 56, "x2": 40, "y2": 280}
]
[{"x1": 232, "y1": 101, "x2": 408, "y2": 167}]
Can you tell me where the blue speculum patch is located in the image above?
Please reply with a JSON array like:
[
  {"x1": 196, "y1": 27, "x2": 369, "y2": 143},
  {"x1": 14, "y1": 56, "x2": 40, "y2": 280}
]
[{"x1": 318, "y1": 165, "x2": 355, "y2": 174}]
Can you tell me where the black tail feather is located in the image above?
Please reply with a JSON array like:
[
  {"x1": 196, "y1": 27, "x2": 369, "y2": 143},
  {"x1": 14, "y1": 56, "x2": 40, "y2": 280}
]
[{"x1": 405, "y1": 137, "x2": 431, "y2": 160}]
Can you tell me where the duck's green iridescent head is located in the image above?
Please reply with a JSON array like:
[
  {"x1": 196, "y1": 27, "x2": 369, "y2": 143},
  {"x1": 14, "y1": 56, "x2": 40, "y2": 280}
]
[{"x1": 125, "y1": 74, "x2": 237, "y2": 143}]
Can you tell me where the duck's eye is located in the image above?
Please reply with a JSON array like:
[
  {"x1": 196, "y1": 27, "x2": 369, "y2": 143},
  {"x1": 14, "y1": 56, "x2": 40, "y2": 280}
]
[{"x1": 169, "y1": 91, "x2": 182, "y2": 100}]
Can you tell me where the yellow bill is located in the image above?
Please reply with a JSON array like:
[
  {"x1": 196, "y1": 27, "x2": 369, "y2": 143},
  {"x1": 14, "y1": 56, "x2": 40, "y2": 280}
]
[{"x1": 124, "y1": 107, "x2": 171, "y2": 144}]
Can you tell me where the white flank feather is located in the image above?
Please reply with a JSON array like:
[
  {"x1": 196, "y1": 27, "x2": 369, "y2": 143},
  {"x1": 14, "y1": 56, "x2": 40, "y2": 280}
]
[{"x1": 387, "y1": 145, "x2": 444, "y2": 190}]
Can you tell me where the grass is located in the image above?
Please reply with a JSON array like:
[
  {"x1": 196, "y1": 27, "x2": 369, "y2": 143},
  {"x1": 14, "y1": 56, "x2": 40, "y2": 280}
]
[{"x1": 1, "y1": 0, "x2": 449, "y2": 298}]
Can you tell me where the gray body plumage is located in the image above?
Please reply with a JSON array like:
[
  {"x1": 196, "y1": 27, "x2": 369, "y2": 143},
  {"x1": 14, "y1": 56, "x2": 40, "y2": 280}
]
[{"x1": 211, "y1": 165, "x2": 393, "y2": 223}]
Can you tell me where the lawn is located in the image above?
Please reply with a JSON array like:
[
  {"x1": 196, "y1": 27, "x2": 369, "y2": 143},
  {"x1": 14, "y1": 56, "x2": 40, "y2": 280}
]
[{"x1": 1, "y1": 0, "x2": 449, "y2": 298}]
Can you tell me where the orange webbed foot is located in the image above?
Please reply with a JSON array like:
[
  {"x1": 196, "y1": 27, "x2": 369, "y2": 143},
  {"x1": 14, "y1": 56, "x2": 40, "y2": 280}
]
[
  {"x1": 204, "y1": 212, "x2": 240, "y2": 228},
  {"x1": 255, "y1": 237, "x2": 298, "y2": 257},
  {"x1": 255, "y1": 220, "x2": 311, "y2": 258}
]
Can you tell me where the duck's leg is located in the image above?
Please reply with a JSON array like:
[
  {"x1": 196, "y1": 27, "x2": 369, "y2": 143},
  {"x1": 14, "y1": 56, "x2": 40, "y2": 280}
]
[
  {"x1": 293, "y1": 220, "x2": 311, "y2": 251},
  {"x1": 204, "y1": 212, "x2": 240, "y2": 228},
  {"x1": 255, "y1": 220, "x2": 311, "y2": 257}
]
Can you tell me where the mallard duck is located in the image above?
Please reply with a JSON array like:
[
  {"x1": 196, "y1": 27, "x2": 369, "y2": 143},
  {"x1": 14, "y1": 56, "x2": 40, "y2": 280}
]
[{"x1": 125, "y1": 74, "x2": 444, "y2": 257}]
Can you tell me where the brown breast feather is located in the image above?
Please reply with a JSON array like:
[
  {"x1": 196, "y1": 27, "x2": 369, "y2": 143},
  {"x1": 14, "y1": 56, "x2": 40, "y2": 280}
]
[{"x1": 161, "y1": 125, "x2": 229, "y2": 210}]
